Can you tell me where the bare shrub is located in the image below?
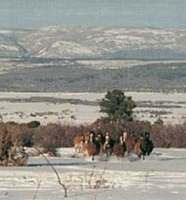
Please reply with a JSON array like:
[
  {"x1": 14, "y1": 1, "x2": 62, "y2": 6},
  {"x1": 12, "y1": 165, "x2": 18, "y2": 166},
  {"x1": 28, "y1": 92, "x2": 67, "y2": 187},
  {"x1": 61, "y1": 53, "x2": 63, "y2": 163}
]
[
  {"x1": 26, "y1": 120, "x2": 186, "y2": 150},
  {"x1": 33, "y1": 123, "x2": 91, "y2": 154},
  {"x1": 151, "y1": 123, "x2": 186, "y2": 148},
  {"x1": 34, "y1": 124, "x2": 63, "y2": 155},
  {"x1": 0, "y1": 122, "x2": 28, "y2": 166},
  {"x1": 1, "y1": 118, "x2": 186, "y2": 158}
]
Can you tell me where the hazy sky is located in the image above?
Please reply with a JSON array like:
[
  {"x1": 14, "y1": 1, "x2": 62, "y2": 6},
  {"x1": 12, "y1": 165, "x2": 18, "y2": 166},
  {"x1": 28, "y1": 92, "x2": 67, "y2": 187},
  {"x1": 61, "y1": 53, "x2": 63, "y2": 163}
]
[{"x1": 0, "y1": 0, "x2": 186, "y2": 29}]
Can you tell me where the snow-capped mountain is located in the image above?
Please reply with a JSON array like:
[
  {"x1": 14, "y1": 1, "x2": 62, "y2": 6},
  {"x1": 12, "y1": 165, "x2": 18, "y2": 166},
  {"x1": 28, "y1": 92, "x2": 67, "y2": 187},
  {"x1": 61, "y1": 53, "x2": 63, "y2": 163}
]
[
  {"x1": 0, "y1": 29, "x2": 29, "y2": 58},
  {"x1": 0, "y1": 26, "x2": 186, "y2": 59}
]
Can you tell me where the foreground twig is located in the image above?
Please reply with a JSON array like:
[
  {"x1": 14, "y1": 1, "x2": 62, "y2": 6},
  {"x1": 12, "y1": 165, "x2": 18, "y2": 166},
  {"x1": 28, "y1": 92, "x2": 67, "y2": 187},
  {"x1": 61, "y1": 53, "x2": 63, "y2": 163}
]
[
  {"x1": 33, "y1": 179, "x2": 41, "y2": 200},
  {"x1": 87, "y1": 165, "x2": 96, "y2": 189},
  {"x1": 35, "y1": 147, "x2": 68, "y2": 198},
  {"x1": 94, "y1": 167, "x2": 107, "y2": 189}
]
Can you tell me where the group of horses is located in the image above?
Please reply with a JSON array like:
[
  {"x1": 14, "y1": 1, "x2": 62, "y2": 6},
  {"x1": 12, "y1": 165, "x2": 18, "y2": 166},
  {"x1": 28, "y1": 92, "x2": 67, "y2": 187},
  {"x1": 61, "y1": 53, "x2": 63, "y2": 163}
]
[{"x1": 74, "y1": 131, "x2": 153, "y2": 161}]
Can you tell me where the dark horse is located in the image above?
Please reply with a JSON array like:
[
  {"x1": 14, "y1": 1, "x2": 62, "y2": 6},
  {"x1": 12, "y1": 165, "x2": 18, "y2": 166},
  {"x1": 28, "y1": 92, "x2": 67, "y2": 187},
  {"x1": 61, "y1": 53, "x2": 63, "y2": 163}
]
[
  {"x1": 103, "y1": 132, "x2": 115, "y2": 158},
  {"x1": 137, "y1": 131, "x2": 153, "y2": 160}
]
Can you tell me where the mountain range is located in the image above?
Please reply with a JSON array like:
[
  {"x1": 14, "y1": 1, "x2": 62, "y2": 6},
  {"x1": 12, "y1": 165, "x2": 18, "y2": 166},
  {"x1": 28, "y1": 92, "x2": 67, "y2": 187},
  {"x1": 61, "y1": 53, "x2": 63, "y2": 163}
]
[{"x1": 0, "y1": 26, "x2": 186, "y2": 60}]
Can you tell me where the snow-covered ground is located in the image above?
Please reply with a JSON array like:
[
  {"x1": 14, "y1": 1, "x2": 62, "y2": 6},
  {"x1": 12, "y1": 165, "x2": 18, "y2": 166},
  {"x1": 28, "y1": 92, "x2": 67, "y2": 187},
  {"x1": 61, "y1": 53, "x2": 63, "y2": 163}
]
[
  {"x1": 0, "y1": 92, "x2": 186, "y2": 125},
  {"x1": 0, "y1": 148, "x2": 186, "y2": 200},
  {"x1": 76, "y1": 60, "x2": 186, "y2": 69}
]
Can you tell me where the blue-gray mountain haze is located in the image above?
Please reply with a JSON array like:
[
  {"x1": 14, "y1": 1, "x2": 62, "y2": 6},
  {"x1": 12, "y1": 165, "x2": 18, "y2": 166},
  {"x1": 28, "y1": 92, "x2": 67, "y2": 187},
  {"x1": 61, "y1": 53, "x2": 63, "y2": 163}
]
[{"x1": 0, "y1": 0, "x2": 186, "y2": 29}]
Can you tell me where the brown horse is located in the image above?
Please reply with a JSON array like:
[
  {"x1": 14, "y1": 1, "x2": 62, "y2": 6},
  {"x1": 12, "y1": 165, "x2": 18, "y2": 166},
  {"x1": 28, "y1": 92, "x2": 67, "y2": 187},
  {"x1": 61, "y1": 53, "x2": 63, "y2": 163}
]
[
  {"x1": 134, "y1": 138, "x2": 143, "y2": 158},
  {"x1": 74, "y1": 134, "x2": 85, "y2": 153},
  {"x1": 81, "y1": 131, "x2": 97, "y2": 160},
  {"x1": 123, "y1": 132, "x2": 137, "y2": 155},
  {"x1": 113, "y1": 135, "x2": 127, "y2": 159},
  {"x1": 81, "y1": 132, "x2": 90, "y2": 156}
]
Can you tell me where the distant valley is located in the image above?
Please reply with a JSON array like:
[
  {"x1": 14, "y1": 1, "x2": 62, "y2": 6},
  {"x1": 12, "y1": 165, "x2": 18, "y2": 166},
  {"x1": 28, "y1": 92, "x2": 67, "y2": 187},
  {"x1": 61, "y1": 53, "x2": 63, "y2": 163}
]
[
  {"x1": 0, "y1": 26, "x2": 186, "y2": 93},
  {"x1": 0, "y1": 58, "x2": 186, "y2": 92}
]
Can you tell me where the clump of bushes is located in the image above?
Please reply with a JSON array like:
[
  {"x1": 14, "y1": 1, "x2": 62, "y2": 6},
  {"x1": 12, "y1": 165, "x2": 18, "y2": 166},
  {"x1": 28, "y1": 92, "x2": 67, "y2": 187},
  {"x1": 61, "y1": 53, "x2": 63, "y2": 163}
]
[
  {"x1": 0, "y1": 122, "x2": 24, "y2": 165},
  {"x1": 1, "y1": 119, "x2": 186, "y2": 157},
  {"x1": 151, "y1": 123, "x2": 186, "y2": 148}
]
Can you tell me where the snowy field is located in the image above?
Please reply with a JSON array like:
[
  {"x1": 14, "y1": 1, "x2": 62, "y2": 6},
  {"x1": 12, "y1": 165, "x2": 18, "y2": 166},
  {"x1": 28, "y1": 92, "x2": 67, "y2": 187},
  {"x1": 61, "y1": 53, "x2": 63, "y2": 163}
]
[
  {"x1": 0, "y1": 92, "x2": 186, "y2": 125},
  {"x1": 0, "y1": 148, "x2": 186, "y2": 200}
]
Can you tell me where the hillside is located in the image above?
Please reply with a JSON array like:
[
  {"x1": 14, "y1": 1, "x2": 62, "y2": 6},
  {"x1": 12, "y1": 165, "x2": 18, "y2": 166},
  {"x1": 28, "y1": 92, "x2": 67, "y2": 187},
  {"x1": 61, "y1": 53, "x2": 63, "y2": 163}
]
[
  {"x1": 0, "y1": 58, "x2": 186, "y2": 92},
  {"x1": 0, "y1": 26, "x2": 186, "y2": 92},
  {"x1": 0, "y1": 26, "x2": 186, "y2": 59}
]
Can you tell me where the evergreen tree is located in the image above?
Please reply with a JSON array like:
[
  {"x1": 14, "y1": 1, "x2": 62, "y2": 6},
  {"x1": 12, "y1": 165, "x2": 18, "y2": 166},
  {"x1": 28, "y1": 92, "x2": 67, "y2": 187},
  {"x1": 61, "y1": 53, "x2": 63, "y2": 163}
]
[{"x1": 99, "y1": 89, "x2": 136, "y2": 122}]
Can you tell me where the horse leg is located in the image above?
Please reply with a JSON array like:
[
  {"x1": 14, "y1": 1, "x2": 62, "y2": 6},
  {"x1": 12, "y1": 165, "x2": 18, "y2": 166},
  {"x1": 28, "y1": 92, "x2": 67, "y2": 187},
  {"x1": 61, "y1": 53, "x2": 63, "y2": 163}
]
[
  {"x1": 74, "y1": 146, "x2": 79, "y2": 158},
  {"x1": 106, "y1": 150, "x2": 109, "y2": 158},
  {"x1": 78, "y1": 146, "x2": 81, "y2": 153},
  {"x1": 2, "y1": 158, "x2": 9, "y2": 166},
  {"x1": 106, "y1": 147, "x2": 111, "y2": 158},
  {"x1": 99, "y1": 144, "x2": 103, "y2": 156},
  {"x1": 127, "y1": 151, "x2": 131, "y2": 156},
  {"x1": 137, "y1": 152, "x2": 142, "y2": 159},
  {"x1": 74, "y1": 146, "x2": 78, "y2": 155}
]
